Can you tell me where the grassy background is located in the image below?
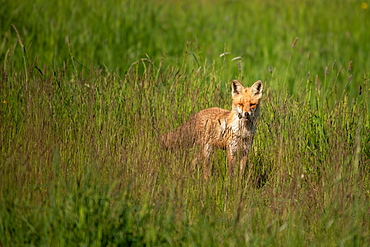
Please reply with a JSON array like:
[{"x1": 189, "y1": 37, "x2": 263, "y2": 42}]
[{"x1": 1, "y1": 0, "x2": 370, "y2": 246}]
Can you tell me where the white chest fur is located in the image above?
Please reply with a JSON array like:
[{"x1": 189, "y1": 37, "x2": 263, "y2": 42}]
[{"x1": 228, "y1": 115, "x2": 254, "y2": 137}]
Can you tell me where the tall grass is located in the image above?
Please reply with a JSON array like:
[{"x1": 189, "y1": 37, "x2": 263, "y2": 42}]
[
  {"x1": 1, "y1": 0, "x2": 370, "y2": 246},
  {"x1": 2, "y1": 0, "x2": 369, "y2": 94}
]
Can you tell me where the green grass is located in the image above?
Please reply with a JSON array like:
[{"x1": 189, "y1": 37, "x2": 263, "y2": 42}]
[{"x1": 1, "y1": 0, "x2": 370, "y2": 246}]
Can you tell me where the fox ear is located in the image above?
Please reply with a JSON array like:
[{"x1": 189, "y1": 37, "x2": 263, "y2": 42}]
[
  {"x1": 251, "y1": 80, "x2": 263, "y2": 98},
  {"x1": 232, "y1": 80, "x2": 243, "y2": 96}
]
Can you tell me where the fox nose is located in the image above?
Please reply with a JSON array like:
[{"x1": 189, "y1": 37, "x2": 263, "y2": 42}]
[{"x1": 238, "y1": 112, "x2": 251, "y2": 119}]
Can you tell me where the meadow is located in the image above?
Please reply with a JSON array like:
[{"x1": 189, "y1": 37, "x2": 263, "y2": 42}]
[{"x1": 1, "y1": 0, "x2": 370, "y2": 246}]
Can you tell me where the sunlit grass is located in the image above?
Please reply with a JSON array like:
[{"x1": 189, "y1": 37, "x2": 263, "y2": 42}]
[{"x1": 0, "y1": 0, "x2": 369, "y2": 246}]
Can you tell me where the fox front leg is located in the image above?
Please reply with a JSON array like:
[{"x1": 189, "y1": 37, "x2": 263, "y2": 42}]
[
  {"x1": 239, "y1": 139, "x2": 252, "y2": 175},
  {"x1": 226, "y1": 145, "x2": 237, "y2": 177},
  {"x1": 239, "y1": 156, "x2": 248, "y2": 175}
]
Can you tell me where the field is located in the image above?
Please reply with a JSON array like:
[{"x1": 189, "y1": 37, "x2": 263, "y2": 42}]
[{"x1": 1, "y1": 0, "x2": 370, "y2": 246}]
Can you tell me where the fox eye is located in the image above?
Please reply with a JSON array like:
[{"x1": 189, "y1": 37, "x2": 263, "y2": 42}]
[
  {"x1": 238, "y1": 103, "x2": 243, "y2": 107},
  {"x1": 250, "y1": 103, "x2": 256, "y2": 107}
]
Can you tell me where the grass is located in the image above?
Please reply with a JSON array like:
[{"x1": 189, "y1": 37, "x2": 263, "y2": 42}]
[{"x1": 1, "y1": 0, "x2": 370, "y2": 246}]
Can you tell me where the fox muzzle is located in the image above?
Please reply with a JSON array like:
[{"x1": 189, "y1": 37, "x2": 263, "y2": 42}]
[{"x1": 238, "y1": 112, "x2": 252, "y2": 120}]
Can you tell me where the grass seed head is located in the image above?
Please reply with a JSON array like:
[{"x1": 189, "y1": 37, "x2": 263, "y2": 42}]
[
  {"x1": 347, "y1": 60, "x2": 353, "y2": 73},
  {"x1": 292, "y1": 37, "x2": 298, "y2": 48}
]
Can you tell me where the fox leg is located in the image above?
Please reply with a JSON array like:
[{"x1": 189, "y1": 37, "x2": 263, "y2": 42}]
[
  {"x1": 191, "y1": 153, "x2": 201, "y2": 171},
  {"x1": 239, "y1": 156, "x2": 248, "y2": 175},
  {"x1": 239, "y1": 139, "x2": 253, "y2": 175},
  {"x1": 202, "y1": 143, "x2": 213, "y2": 179},
  {"x1": 191, "y1": 143, "x2": 213, "y2": 179},
  {"x1": 226, "y1": 144, "x2": 236, "y2": 177}
]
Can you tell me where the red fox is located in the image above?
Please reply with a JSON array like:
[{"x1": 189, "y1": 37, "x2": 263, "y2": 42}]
[{"x1": 161, "y1": 80, "x2": 263, "y2": 179}]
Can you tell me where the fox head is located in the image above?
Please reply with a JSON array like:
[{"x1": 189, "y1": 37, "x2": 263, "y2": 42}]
[{"x1": 231, "y1": 80, "x2": 263, "y2": 121}]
